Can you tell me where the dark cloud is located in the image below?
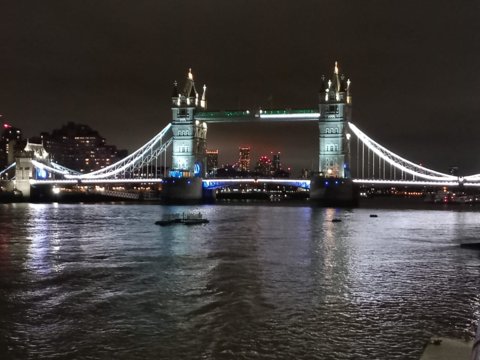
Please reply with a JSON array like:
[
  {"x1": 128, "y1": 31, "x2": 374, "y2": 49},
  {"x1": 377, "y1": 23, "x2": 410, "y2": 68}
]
[{"x1": 1, "y1": 0, "x2": 480, "y2": 174}]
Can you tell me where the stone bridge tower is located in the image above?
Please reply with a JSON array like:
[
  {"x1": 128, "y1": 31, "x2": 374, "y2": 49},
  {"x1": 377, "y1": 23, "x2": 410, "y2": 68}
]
[
  {"x1": 162, "y1": 69, "x2": 209, "y2": 202},
  {"x1": 310, "y1": 62, "x2": 357, "y2": 205},
  {"x1": 170, "y1": 69, "x2": 208, "y2": 178},
  {"x1": 318, "y1": 62, "x2": 352, "y2": 178}
]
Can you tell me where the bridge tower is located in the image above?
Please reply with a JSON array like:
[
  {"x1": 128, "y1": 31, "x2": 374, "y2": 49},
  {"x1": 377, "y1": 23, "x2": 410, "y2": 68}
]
[
  {"x1": 163, "y1": 69, "x2": 209, "y2": 202},
  {"x1": 310, "y1": 62, "x2": 357, "y2": 205},
  {"x1": 318, "y1": 61, "x2": 352, "y2": 177},
  {"x1": 170, "y1": 69, "x2": 208, "y2": 177}
]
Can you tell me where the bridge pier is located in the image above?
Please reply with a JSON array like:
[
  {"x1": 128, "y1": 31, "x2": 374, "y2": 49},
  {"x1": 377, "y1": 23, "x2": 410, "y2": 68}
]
[
  {"x1": 161, "y1": 177, "x2": 203, "y2": 203},
  {"x1": 202, "y1": 187, "x2": 217, "y2": 203},
  {"x1": 14, "y1": 154, "x2": 33, "y2": 200},
  {"x1": 309, "y1": 175, "x2": 359, "y2": 206}
]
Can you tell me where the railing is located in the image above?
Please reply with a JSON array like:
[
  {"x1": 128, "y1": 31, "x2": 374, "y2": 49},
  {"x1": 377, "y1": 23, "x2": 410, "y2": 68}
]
[
  {"x1": 260, "y1": 108, "x2": 317, "y2": 115},
  {"x1": 196, "y1": 110, "x2": 251, "y2": 118},
  {"x1": 202, "y1": 178, "x2": 311, "y2": 190}
]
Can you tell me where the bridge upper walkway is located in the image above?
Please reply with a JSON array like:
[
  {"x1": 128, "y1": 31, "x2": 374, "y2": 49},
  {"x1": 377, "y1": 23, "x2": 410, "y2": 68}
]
[{"x1": 195, "y1": 109, "x2": 319, "y2": 123}]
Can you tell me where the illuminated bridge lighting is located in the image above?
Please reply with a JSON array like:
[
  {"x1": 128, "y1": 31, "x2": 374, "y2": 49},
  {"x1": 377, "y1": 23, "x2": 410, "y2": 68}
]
[
  {"x1": 64, "y1": 124, "x2": 172, "y2": 180},
  {"x1": 348, "y1": 122, "x2": 457, "y2": 181},
  {"x1": 0, "y1": 162, "x2": 16, "y2": 176},
  {"x1": 259, "y1": 113, "x2": 320, "y2": 120},
  {"x1": 202, "y1": 178, "x2": 311, "y2": 190},
  {"x1": 352, "y1": 179, "x2": 460, "y2": 187},
  {"x1": 30, "y1": 178, "x2": 164, "y2": 185},
  {"x1": 9, "y1": 119, "x2": 480, "y2": 190}
]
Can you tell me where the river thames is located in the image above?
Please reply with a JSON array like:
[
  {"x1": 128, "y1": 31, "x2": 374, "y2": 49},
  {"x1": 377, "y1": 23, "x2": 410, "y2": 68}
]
[{"x1": 0, "y1": 202, "x2": 479, "y2": 359}]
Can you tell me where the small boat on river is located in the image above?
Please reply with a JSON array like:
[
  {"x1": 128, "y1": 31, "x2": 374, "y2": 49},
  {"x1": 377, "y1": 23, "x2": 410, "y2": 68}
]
[
  {"x1": 460, "y1": 241, "x2": 480, "y2": 249},
  {"x1": 155, "y1": 212, "x2": 209, "y2": 226}
]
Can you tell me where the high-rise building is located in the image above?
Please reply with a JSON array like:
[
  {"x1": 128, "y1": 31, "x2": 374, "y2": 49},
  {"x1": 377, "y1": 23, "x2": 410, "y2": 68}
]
[
  {"x1": 255, "y1": 155, "x2": 272, "y2": 176},
  {"x1": 39, "y1": 122, "x2": 127, "y2": 173},
  {"x1": 271, "y1": 151, "x2": 281, "y2": 171},
  {"x1": 238, "y1": 146, "x2": 251, "y2": 171},
  {"x1": 0, "y1": 123, "x2": 23, "y2": 170},
  {"x1": 206, "y1": 149, "x2": 219, "y2": 176}
]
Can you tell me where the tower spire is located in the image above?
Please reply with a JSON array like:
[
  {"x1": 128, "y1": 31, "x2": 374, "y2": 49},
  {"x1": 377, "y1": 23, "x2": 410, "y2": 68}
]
[
  {"x1": 201, "y1": 84, "x2": 207, "y2": 109},
  {"x1": 333, "y1": 61, "x2": 341, "y2": 92},
  {"x1": 182, "y1": 67, "x2": 198, "y2": 105},
  {"x1": 172, "y1": 81, "x2": 179, "y2": 97}
]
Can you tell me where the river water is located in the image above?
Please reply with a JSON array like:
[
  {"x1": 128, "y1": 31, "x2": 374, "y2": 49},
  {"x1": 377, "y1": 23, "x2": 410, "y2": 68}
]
[{"x1": 0, "y1": 202, "x2": 479, "y2": 359}]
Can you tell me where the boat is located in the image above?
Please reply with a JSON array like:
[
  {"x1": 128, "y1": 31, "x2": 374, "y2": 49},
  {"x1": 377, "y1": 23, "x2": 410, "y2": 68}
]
[
  {"x1": 460, "y1": 241, "x2": 480, "y2": 249},
  {"x1": 155, "y1": 212, "x2": 209, "y2": 226}
]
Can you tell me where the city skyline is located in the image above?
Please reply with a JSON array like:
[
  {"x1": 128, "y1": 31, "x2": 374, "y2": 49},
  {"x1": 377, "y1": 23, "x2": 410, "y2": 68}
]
[{"x1": 1, "y1": 1, "x2": 480, "y2": 174}]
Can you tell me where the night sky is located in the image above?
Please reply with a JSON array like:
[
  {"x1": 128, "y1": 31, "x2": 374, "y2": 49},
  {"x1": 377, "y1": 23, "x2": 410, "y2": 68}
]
[{"x1": 1, "y1": 1, "x2": 480, "y2": 174}]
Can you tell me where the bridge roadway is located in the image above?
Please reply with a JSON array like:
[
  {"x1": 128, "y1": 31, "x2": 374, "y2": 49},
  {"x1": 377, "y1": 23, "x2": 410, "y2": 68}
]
[{"x1": 29, "y1": 177, "x2": 480, "y2": 189}]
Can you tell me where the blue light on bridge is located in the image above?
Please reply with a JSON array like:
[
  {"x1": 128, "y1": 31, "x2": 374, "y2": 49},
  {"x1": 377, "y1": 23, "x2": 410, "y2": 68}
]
[
  {"x1": 36, "y1": 168, "x2": 48, "y2": 179},
  {"x1": 194, "y1": 162, "x2": 202, "y2": 177},
  {"x1": 169, "y1": 170, "x2": 183, "y2": 178}
]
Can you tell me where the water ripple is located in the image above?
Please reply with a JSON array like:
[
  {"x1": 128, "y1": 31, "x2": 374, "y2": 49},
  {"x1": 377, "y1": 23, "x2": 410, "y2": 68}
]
[{"x1": 0, "y1": 204, "x2": 479, "y2": 359}]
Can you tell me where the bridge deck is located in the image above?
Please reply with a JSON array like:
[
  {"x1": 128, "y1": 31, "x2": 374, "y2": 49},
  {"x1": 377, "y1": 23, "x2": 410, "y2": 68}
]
[{"x1": 195, "y1": 109, "x2": 319, "y2": 123}]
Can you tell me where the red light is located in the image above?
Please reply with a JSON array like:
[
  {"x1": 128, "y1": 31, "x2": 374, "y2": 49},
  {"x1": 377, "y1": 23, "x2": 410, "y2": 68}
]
[{"x1": 3, "y1": 123, "x2": 11, "y2": 129}]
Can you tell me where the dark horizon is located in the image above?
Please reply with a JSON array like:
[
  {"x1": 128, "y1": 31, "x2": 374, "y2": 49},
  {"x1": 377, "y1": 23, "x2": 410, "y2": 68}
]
[{"x1": 2, "y1": 1, "x2": 480, "y2": 174}]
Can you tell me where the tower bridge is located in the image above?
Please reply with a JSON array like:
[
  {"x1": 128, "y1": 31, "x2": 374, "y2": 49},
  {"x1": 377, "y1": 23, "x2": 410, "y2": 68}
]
[{"x1": 1, "y1": 63, "x2": 478, "y2": 203}]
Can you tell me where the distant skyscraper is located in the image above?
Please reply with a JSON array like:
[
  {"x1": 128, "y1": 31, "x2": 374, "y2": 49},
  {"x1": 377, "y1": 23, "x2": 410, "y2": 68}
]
[
  {"x1": 0, "y1": 123, "x2": 23, "y2": 170},
  {"x1": 271, "y1": 151, "x2": 281, "y2": 171},
  {"x1": 255, "y1": 155, "x2": 272, "y2": 176},
  {"x1": 238, "y1": 146, "x2": 251, "y2": 171},
  {"x1": 206, "y1": 149, "x2": 219, "y2": 176}
]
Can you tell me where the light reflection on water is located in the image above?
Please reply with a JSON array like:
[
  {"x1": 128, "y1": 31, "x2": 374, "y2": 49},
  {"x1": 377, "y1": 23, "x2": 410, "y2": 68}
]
[{"x1": 0, "y1": 203, "x2": 479, "y2": 359}]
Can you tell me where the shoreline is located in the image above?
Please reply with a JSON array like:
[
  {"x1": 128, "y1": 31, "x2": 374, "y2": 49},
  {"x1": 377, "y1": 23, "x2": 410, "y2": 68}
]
[{"x1": 2, "y1": 193, "x2": 480, "y2": 210}]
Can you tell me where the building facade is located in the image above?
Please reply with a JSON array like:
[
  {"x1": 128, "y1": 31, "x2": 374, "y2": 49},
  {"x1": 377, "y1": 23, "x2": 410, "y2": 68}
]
[
  {"x1": 206, "y1": 149, "x2": 219, "y2": 176},
  {"x1": 238, "y1": 147, "x2": 251, "y2": 171},
  {"x1": 271, "y1": 151, "x2": 281, "y2": 172},
  {"x1": 255, "y1": 155, "x2": 272, "y2": 176},
  {"x1": 0, "y1": 123, "x2": 23, "y2": 170},
  {"x1": 39, "y1": 122, "x2": 127, "y2": 173}
]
